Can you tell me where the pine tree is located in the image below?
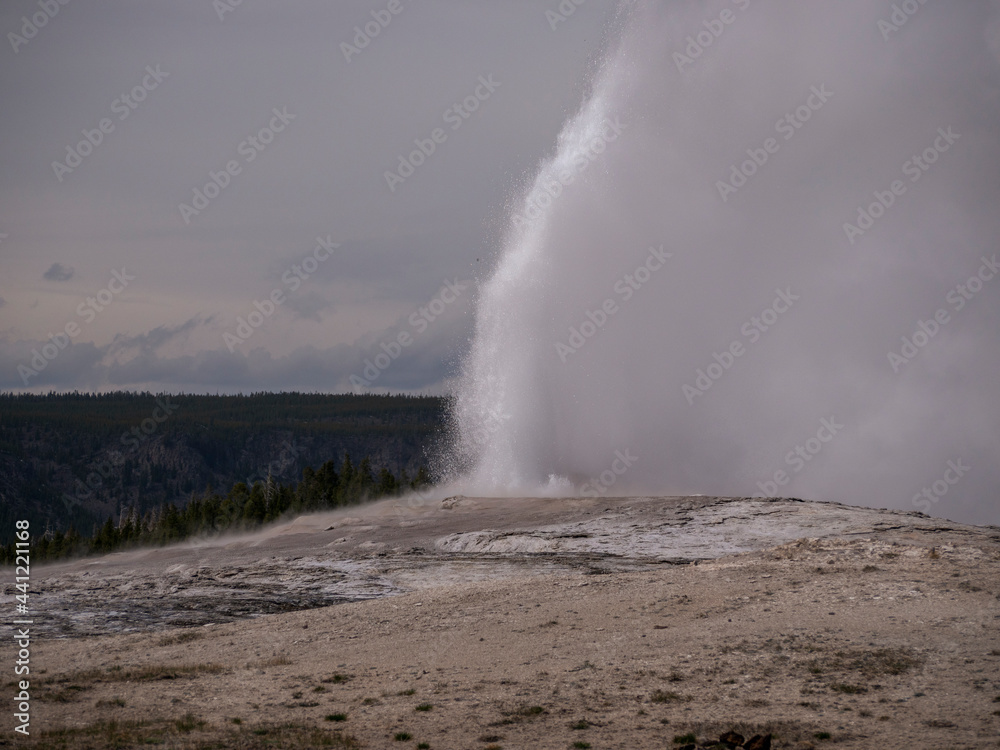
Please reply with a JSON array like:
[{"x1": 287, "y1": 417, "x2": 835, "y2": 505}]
[
  {"x1": 315, "y1": 460, "x2": 339, "y2": 506},
  {"x1": 356, "y1": 457, "x2": 374, "y2": 491},
  {"x1": 377, "y1": 467, "x2": 397, "y2": 495},
  {"x1": 340, "y1": 454, "x2": 355, "y2": 488},
  {"x1": 244, "y1": 483, "x2": 266, "y2": 525},
  {"x1": 264, "y1": 472, "x2": 276, "y2": 511}
]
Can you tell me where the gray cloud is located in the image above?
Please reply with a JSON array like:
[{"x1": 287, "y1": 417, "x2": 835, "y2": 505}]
[
  {"x1": 42, "y1": 263, "x2": 74, "y2": 281},
  {"x1": 0, "y1": 0, "x2": 613, "y2": 394},
  {"x1": 108, "y1": 315, "x2": 213, "y2": 356},
  {"x1": 281, "y1": 291, "x2": 334, "y2": 323},
  {"x1": 0, "y1": 286, "x2": 471, "y2": 394}
]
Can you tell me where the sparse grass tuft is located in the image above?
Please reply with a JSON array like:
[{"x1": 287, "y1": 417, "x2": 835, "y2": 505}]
[
  {"x1": 415, "y1": 703, "x2": 433, "y2": 711},
  {"x1": 491, "y1": 704, "x2": 546, "y2": 726},
  {"x1": 807, "y1": 647, "x2": 920, "y2": 680},
  {"x1": 95, "y1": 697, "x2": 126, "y2": 708},
  {"x1": 174, "y1": 713, "x2": 206, "y2": 733},
  {"x1": 398, "y1": 688, "x2": 416, "y2": 696},
  {"x1": 815, "y1": 731, "x2": 832, "y2": 740},
  {"x1": 43, "y1": 662, "x2": 226, "y2": 692},
  {"x1": 247, "y1": 656, "x2": 292, "y2": 669},
  {"x1": 36, "y1": 717, "x2": 360, "y2": 749},
  {"x1": 651, "y1": 690, "x2": 690, "y2": 703},
  {"x1": 323, "y1": 673, "x2": 353, "y2": 684},
  {"x1": 830, "y1": 683, "x2": 867, "y2": 694},
  {"x1": 326, "y1": 714, "x2": 347, "y2": 722},
  {"x1": 38, "y1": 685, "x2": 86, "y2": 703},
  {"x1": 856, "y1": 648, "x2": 921, "y2": 676},
  {"x1": 674, "y1": 733, "x2": 698, "y2": 744},
  {"x1": 131, "y1": 663, "x2": 227, "y2": 681},
  {"x1": 157, "y1": 630, "x2": 204, "y2": 646},
  {"x1": 394, "y1": 732, "x2": 412, "y2": 741}
]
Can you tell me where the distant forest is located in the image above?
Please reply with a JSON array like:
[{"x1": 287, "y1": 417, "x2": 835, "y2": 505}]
[
  {"x1": 0, "y1": 391, "x2": 448, "y2": 550},
  {"x1": 0, "y1": 451, "x2": 431, "y2": 565}
]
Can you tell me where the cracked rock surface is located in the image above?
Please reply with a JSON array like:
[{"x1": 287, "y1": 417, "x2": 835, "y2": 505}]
[
  {"x1": 2, "y1": 496, "x2": 999, "y2": 749},
  {"x1": 8, "y1": 495, "x2": 996, "y2": 639}
]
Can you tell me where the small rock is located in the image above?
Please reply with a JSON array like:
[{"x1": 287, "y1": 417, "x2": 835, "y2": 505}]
[{"x1": 441, "y1": 495, "x2": 465, "y2": 509}]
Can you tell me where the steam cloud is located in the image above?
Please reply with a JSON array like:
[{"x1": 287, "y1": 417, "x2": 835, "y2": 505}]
[{"x1": 446, "y1": 0, "x2": 1000, "y2": 526}]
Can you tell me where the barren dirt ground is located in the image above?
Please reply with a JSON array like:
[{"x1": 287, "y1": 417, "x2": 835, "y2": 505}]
[{"x1": 3, "y1": 496, "x2": 1000, "y2": 749}]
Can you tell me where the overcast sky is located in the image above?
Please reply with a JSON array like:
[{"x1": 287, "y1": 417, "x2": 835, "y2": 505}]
[
  {"x1": 3, "y1": 1, "x2": 999, "y2": 525},
  {"x1": 0, "y1": 0, "x2": 617, "y2": 394}
]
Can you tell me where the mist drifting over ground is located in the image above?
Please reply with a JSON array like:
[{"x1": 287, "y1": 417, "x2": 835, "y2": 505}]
[{"x1": 445, "y1": 0, "x2": 1000, "y2": 526}]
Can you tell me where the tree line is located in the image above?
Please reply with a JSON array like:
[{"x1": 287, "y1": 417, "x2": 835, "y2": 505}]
[
  {"x1": 0, "y1": 453, "x2": 430, "y2": 565},
  {"x1": 0, "y1": 390, "x2": 447, "y2": 545}
]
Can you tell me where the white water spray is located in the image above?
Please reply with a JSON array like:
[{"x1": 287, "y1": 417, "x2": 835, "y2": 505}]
[{"x1": 447, "y1": 0, "x2": 1000, "y2": 525}]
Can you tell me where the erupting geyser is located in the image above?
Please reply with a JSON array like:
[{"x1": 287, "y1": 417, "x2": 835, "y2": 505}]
[{"x1": 447, "y1": 0, "x2": 1000, "y2": 526}]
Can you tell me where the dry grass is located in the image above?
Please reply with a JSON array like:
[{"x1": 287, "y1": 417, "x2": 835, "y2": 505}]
[
  {"x1": 246, "y1": 655, "x2": 293, "y2": 668},
  {"x1": 807, "y1": 647, "x2": 921, "y2": 678},
  {"x1": 651, "y1": 690, "x2": 691, "y2": 703},
  {"x1": 32, "y1": 717, "x2": 360, "y2": 749},
  {"x1": 36, "y1": 662, "x2": 228, "y2": 704},
  {"x1": 54, "y1": 663, "x2": 226, "y2": 684},
  {"x1": 157, "y1": 630, "x2": 205, "y2": 646},
  {"x1": 665, "y1": 720, "x2": 818, "y2": 748},
  {"x1": 490, "y1": 704, "x2": 547, "y2": 726}
]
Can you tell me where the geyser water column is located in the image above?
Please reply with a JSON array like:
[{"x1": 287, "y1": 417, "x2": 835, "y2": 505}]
[
  {"x1": 450, "y1": 0, "x2": 1000, "y2": 524},
  {"x1": 449, "y1": 44, "x2": 630, "y2": 492}
]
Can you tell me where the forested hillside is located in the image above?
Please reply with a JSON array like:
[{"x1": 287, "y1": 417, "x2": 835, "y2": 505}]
[{"x1": 0, "y1": 392, "x2": 447, "y2": 541}]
